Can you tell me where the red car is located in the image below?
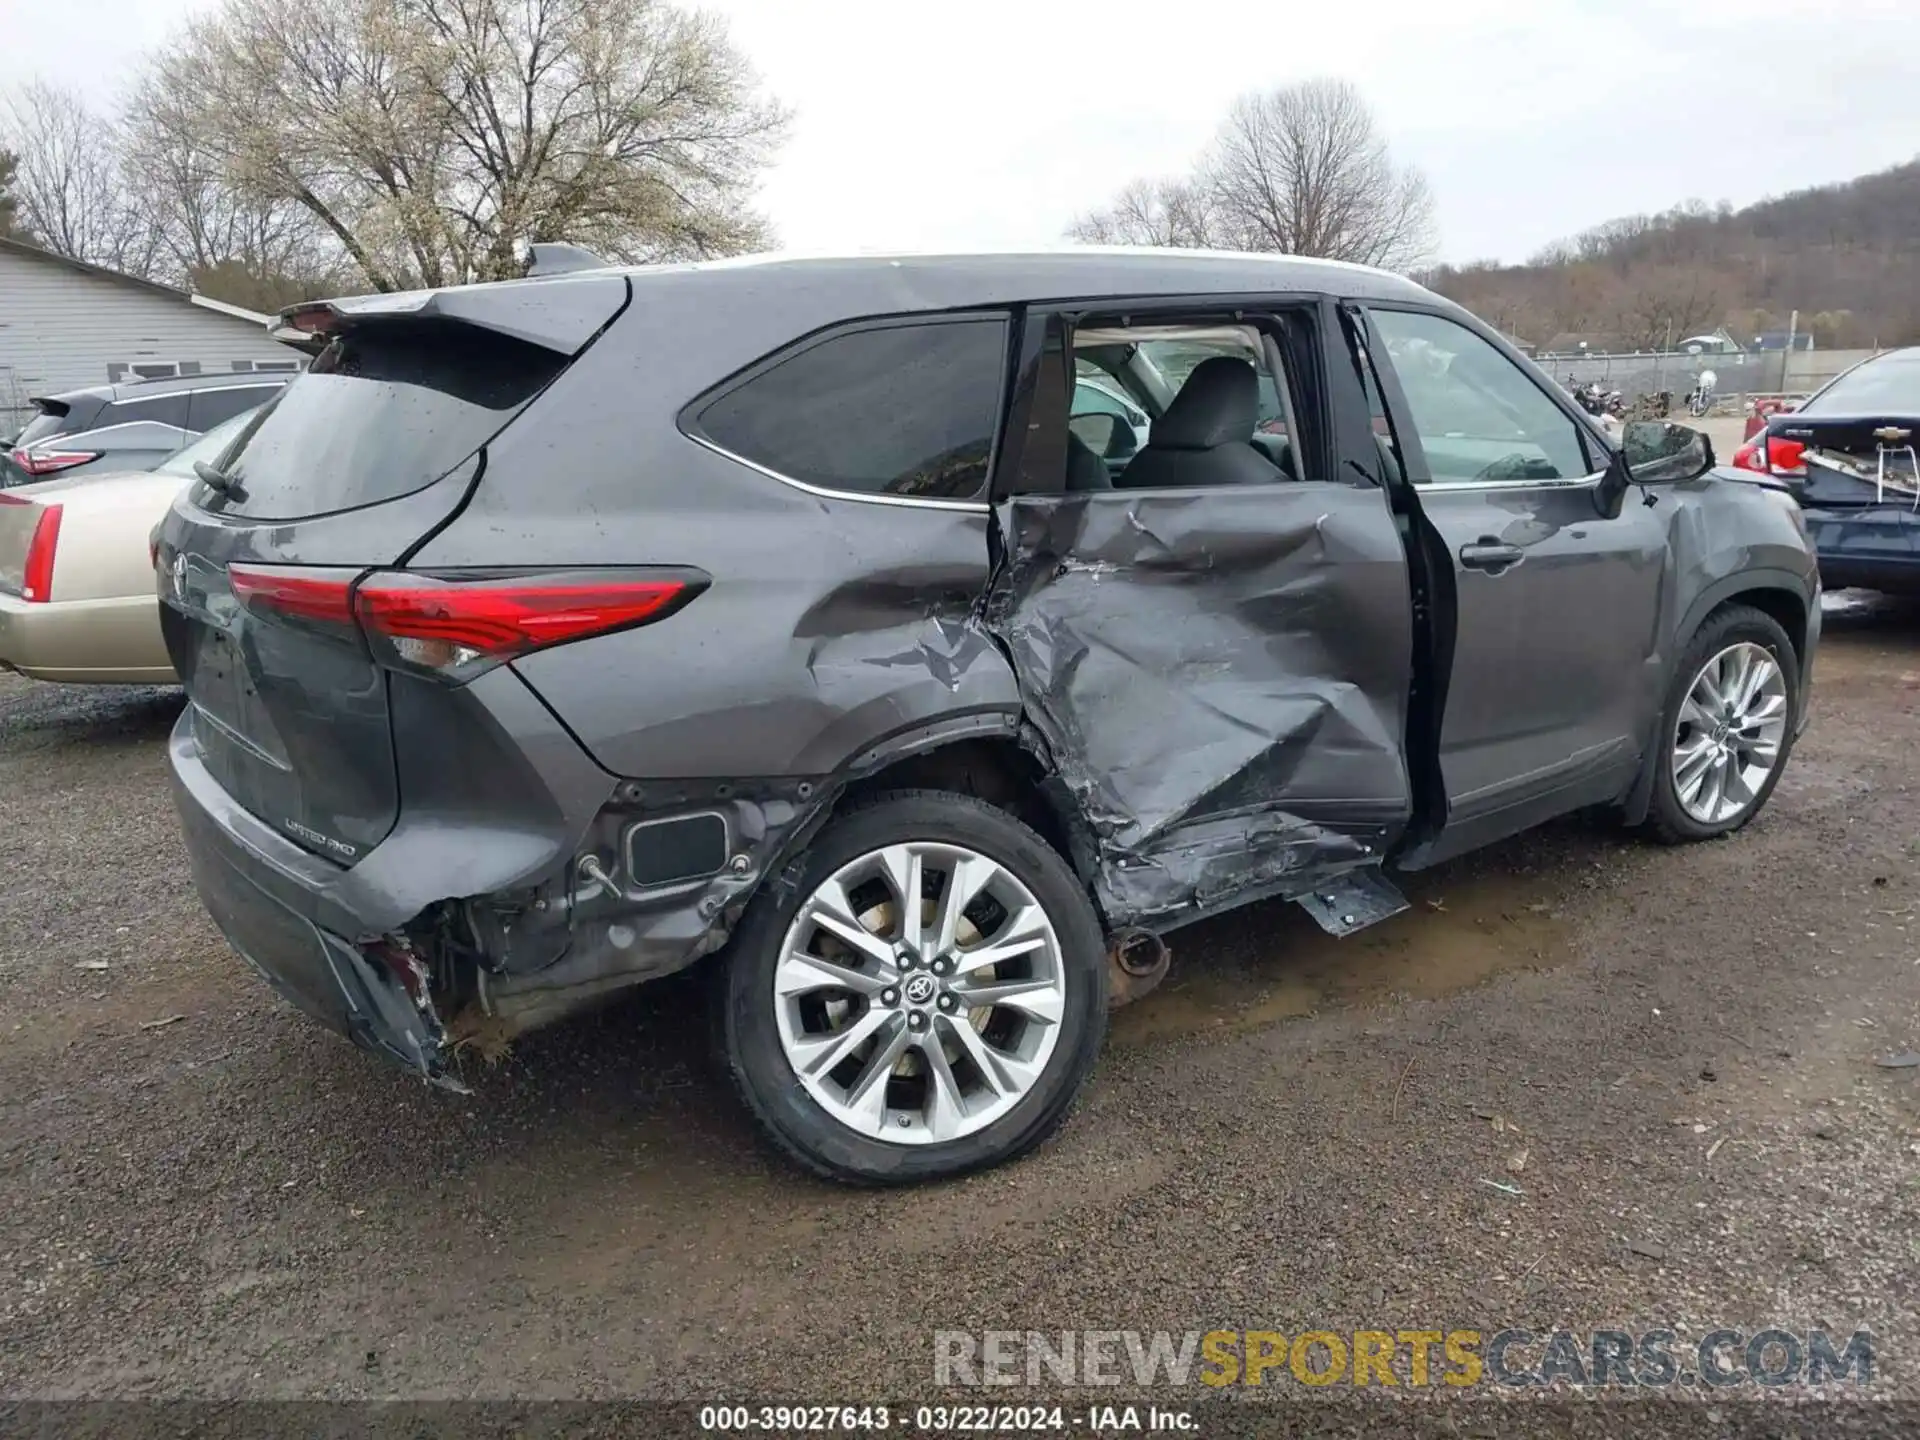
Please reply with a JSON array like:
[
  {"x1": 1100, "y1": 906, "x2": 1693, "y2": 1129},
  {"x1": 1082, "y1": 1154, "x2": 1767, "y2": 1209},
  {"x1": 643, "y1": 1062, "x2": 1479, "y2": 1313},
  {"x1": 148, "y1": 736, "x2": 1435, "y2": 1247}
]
[{"x1": 1740, "y1": 396, "x2": 1803, "y2": 445}]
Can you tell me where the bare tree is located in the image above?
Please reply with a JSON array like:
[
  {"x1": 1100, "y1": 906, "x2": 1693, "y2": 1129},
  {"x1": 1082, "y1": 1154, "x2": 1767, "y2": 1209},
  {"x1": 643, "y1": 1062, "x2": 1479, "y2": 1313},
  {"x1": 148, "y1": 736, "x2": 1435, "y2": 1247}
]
[
  {"x1": 1203, "y1": 80, "x2": 1435, "y2": 271},
  {"x1": 143, "y1": 0, "x2": 788, "y2": 292},
  {"x1": 0, "y1": 149, "x2": 25, "y2": 239},
  {"x1": 0, "y1": 81, "x2": 164, "y2": 274},
  {"x1": 1064, "y1": 79, "x2": 1435, "y2": 272},
  {"x1": 1068, "y1": 177, "x2": 1221, "y2": 249},
  {"x1": 1606, "y1": 264, "x2": 1728, "y2": 352},
  {"x1": 122, "y1": 72, "x2": 337, "y2": 297}
]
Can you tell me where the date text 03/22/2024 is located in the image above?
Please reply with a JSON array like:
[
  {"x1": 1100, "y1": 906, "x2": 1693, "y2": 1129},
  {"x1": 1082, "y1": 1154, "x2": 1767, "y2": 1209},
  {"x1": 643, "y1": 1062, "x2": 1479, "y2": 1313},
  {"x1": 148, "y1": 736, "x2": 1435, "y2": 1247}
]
[{"x1": 697, "y1": 1405, "x2": 1195, "y2": 1432}]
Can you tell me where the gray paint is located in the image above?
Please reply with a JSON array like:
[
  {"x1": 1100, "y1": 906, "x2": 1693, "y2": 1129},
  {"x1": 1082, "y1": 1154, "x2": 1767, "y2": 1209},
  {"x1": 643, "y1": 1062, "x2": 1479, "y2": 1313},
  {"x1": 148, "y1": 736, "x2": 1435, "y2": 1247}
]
[
  {"x1": 0, "y1": 243, "x2": 296, "y2": 425},
  {"x1": 987, "y1": 485, "x2": 1413, "y2": 929},
  {"x1": 152, "y1": 251, "x2": 1821, "y2": 1083}
]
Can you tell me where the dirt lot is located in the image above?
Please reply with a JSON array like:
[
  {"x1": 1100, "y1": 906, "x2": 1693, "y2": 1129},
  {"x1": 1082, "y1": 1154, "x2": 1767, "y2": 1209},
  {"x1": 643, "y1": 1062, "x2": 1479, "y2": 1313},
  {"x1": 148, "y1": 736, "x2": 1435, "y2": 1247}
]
[{"x1": 2, "y1": 593, "x2": 1918, "y2": 1421}]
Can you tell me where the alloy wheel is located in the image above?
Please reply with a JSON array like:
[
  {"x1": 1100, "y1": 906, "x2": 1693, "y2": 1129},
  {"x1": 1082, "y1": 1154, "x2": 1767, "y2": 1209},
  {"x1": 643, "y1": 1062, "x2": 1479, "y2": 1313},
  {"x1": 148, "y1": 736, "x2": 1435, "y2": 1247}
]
[
  {"x1": 772, "y1": 842, "x2": 1067, "y2": 1144},
  {"x1": 1671, "y1": 641, "x2": 1789, "y2": 825}
]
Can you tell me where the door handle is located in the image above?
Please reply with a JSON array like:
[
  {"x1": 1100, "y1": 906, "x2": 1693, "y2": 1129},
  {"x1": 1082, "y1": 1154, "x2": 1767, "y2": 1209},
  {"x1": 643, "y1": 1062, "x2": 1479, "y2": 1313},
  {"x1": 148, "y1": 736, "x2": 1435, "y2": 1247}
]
[{"x1": 1458, "y1": 540, "x2": 1525, "y2": 573}]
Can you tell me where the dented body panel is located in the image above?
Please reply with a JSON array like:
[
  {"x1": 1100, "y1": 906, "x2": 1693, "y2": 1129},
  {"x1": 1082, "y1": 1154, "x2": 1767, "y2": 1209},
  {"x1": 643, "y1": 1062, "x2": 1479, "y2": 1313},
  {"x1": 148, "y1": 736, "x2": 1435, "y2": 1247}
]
[{"x1": 985, "y1": 485, "x2": 1413, "y2": 928}]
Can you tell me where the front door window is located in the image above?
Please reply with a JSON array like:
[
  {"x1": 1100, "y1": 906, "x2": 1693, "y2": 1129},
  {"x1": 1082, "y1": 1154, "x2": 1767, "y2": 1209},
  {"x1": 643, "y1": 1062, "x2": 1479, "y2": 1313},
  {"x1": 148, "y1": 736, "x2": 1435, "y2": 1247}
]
[{"x1": 1371, "y1": 310, "x2": 1593, "y2": 485}]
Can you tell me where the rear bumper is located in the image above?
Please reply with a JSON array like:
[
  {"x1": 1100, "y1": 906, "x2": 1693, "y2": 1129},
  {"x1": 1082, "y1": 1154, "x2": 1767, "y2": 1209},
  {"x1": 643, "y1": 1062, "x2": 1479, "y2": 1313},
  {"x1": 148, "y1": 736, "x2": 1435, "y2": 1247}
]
[
  {"x1": 170, "y1": 717, "x2": 452, "y2": 1078},
  {"x1": 167, "y1": 663, "x2": 627, "y2": 1079},
  {"x1": 1805, "y1": 504, "x2": 1920, "y2": 595},
  {"x1": 0, "y1": 592, "x2": 174, "y2": 683},
  {"x1": 1814, "y1": 556, "x2": 1920, "y2": 594}
]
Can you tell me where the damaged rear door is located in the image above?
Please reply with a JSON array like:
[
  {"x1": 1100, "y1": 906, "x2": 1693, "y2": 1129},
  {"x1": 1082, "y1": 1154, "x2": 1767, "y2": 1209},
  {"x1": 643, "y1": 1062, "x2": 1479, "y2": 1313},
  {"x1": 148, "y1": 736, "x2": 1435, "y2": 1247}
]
[{"x1": 984, "y1": 301, "x2": 1416, "y2": 930}]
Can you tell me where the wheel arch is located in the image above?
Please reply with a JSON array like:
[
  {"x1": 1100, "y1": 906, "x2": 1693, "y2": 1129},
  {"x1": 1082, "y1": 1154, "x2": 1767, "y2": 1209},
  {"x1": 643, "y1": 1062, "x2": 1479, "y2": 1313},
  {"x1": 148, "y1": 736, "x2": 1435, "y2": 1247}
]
[
  {"x1": 1620, "y1": 571, "x2": 1810, "y2": 825},
  {"x1": 832, "y1": 722, "x2": 1097, "y2": 899}
]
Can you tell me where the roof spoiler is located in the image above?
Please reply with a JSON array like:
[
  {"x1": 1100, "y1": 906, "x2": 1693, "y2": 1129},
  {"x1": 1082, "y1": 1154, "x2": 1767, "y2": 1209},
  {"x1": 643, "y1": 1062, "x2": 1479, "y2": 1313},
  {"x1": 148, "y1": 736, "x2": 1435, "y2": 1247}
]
[
  {"x1": 524, "y1": 243, "x2": 609, "y2": 277},
  {"x1": 269, "y1": 310, "x2": 331, "y2": 355},
  {"x1": 269, "y1": 269, "x2": 629, "y2": 357}
]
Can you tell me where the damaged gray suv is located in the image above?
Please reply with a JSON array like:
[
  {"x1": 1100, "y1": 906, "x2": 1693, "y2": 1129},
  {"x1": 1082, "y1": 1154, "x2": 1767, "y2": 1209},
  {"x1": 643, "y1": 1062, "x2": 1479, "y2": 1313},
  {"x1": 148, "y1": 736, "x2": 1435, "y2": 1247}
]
[{"x1": 156, "y1": 251, "x2": 1819, "y2": 1183}]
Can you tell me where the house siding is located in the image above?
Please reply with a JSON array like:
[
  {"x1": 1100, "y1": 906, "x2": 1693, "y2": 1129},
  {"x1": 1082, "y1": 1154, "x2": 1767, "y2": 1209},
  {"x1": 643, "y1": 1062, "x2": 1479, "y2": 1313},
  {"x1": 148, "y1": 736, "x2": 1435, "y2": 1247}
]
[{"x1": 0, "y1": 249, "x2": 303, "y2": 425}]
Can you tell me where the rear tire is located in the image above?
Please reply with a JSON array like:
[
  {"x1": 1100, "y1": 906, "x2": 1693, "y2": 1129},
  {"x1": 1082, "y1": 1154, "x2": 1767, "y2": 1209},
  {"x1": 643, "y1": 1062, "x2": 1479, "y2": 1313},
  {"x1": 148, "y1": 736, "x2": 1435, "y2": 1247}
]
[
  {"x1": 1646, "y1": 604, "x2": 1797, "y2": 844},
  {"x1": 718, "y1": 789, "x2": 1108, "y2": 1185}
]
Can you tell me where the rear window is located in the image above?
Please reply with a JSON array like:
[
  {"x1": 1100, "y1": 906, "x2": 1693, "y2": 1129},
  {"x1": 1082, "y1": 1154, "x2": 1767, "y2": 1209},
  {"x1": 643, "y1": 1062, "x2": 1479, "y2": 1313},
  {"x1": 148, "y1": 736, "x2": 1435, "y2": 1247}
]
[
  {"x1": 204, "y1": 323, "x2": 567, "y2": 519},
  {"x1": 14, "y1": 412, "x2": 70, "y2": 448},
  {"x1": 1801, "y1": 351, "x2": 1920, "y2": 416},
  {"x1": 692, "y1": 318, "x2": 1008, "y2": 501},
  {"x1": 15, "y1": 398, "x2": 91, "y2": 448}
]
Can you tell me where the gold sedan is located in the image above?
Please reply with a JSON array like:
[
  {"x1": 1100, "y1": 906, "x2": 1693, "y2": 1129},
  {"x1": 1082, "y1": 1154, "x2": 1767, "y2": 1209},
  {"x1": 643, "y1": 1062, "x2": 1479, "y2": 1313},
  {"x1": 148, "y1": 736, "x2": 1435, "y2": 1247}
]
[{"x1": 0, "y1": 410, "x2": 262, "y2": 684}]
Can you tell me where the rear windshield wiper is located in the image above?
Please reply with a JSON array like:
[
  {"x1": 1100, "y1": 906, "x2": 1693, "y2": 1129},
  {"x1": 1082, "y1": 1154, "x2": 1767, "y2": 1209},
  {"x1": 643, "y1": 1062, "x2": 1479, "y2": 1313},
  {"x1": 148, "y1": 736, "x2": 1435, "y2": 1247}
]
[{"x1": 193, "y1": 460, "x2": 247, "y2": 502}]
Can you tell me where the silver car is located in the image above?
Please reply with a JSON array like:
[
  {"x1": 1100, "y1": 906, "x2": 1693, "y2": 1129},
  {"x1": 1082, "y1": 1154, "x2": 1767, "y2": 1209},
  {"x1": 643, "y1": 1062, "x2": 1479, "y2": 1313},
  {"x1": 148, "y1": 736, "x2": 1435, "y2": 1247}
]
[
  {"x1": 0, "y1": 407, "x2": 266, "y2": 683},
  {"x1": 2, "y1": 372, "x2": 290, "y2": 488}
]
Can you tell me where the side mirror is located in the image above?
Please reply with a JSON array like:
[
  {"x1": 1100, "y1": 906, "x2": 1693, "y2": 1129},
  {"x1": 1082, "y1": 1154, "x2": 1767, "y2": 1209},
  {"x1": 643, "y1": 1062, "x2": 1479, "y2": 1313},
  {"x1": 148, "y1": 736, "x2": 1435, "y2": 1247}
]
[
  {"x1": 1623, "y1": 420, "x2": 1713, "y2": 485},
  {"x1": 1069, "y1": 412, "x2": 1137, "y2": 460}
]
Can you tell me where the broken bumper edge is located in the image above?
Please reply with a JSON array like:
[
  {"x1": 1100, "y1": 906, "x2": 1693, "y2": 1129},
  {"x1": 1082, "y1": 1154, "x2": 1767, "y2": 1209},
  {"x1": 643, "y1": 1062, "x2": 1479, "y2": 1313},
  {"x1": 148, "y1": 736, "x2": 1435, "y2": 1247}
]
[
  {"x1": 198, "y1": 834, "x2": 452, "y2": 1083},
  {"x1": 171, "y1": 728, "x2": 453, "y2": 1086}
]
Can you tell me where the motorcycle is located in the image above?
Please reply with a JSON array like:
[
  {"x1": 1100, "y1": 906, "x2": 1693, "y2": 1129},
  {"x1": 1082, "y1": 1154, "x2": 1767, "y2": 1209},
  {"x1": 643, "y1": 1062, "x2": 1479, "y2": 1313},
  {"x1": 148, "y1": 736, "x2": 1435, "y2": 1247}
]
[
  {"x1": 1570, "y1": 381, "x2": 1609, "y2": 418},
  {"x1": 1687, "y1": 369, "x2": 1719, "y2": 418}
]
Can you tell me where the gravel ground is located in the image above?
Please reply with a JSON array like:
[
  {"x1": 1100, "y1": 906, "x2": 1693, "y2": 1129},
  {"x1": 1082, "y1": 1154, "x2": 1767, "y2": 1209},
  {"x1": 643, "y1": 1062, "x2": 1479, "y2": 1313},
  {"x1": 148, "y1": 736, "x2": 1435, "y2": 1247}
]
[{"x1": 1, "y1": 594, "x2": 1918, "y2": 1429}]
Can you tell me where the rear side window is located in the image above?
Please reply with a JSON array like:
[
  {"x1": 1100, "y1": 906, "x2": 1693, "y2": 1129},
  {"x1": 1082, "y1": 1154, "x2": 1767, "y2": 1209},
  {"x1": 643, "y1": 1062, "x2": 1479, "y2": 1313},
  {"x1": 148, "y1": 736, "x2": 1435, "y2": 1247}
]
[
  {"x1": 110, "y1": 392, "x2": 191, "y2": 429},
  {"x1": 207, "y1": 323, "x2": 567, "y2": 519},
  {"x1": 692, "y1": 318, "x2": 1008, "y2": 501}
]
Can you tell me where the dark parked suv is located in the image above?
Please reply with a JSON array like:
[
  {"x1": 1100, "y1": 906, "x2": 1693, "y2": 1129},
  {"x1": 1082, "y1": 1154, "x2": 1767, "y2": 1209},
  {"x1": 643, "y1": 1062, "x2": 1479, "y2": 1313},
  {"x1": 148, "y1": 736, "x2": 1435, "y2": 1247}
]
[
  {"x1": 155, "y1": 253, "x2": 1819, "y2": 1183},
  {"x1": 3, "y1": 372, "x2": 294, "y2": 487}
]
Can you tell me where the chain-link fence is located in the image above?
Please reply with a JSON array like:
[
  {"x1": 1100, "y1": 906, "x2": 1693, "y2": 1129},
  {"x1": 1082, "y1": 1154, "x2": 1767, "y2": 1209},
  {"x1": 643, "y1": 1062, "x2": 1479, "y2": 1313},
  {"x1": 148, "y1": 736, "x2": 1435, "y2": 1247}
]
[
  {"x1": 0, "y1": 367, "x2": 34, "y2": 440},
  {"x1": 1534, "y1": 347, "x2": 1884, "y2": 411},
  {"x1": 1537, "y1": 349, "x2": 1788, "y2": 406}
]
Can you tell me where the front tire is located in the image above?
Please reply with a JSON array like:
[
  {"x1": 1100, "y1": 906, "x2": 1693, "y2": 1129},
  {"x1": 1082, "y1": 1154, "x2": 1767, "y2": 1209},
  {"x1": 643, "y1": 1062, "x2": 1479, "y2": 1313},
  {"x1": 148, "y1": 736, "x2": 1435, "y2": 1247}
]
[
  {"x1": 719, "y1": 790, "x2": 1108, "y2": 1184},
  {"x1": 1647, "y1": 604, "x2": 1798, "y2": 843}
]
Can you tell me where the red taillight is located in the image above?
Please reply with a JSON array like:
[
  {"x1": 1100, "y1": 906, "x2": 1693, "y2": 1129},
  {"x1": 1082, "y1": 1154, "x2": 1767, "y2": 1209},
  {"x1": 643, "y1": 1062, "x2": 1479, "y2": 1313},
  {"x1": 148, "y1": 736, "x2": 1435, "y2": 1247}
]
[
  {"x1": 225, "y1": 564, "x2": 706, "y2": 680},
  {"x1": 355, "y1": 571, "x2": 704, "y2": 679},
  {"x1": 1764, "y1": 436, "x2": 1807, "y2": 478},
  {"x1": 9, "y1": 446, "x2": 100, "y2": 477},
  {"x1": 0, "y1": 498, "x2": 64, "y2": 602},
  {"x1": 229, "y1": 564, "x2": 357, "y2": 626},
  {"x1": 1731, "y1": 440, "x2": 1765, "y2": 472}
]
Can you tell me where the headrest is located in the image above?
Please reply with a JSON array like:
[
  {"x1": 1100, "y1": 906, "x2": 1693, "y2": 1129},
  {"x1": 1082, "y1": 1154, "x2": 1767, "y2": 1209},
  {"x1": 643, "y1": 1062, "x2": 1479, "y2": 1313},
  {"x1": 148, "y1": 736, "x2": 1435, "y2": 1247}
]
[{"x1": 1151, "y1": 357, "x2": 1259, "y2": 450}]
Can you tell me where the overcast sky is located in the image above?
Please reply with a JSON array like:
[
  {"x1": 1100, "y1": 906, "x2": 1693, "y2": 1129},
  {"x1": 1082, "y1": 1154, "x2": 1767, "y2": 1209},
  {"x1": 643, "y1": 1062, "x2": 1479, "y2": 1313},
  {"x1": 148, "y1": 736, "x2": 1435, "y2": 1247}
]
[{"x1": 4, "y1": 0, "x2": 1916, "y2": 264}]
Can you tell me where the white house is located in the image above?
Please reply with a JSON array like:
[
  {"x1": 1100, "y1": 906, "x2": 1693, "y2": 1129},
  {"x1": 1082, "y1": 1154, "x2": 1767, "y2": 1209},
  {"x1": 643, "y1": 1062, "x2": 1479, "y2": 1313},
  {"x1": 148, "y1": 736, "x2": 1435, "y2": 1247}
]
[{"x1": 0, "y1": 238, "x2": 304, "y2": 428}]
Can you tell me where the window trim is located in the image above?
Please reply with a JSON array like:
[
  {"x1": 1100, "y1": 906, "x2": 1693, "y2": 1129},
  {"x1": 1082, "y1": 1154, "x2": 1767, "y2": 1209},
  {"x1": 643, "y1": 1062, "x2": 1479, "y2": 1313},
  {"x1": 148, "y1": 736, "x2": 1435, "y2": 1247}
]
[
  {"x1": 25, "y1": 418, "x2": 188, "y2": 453},
  {"x1": 678, "y1": 310, "x2": 1015, "y2": 512},
  {"x1": 1361, "y1": 302, "x2": 1610, "y2": 494}
]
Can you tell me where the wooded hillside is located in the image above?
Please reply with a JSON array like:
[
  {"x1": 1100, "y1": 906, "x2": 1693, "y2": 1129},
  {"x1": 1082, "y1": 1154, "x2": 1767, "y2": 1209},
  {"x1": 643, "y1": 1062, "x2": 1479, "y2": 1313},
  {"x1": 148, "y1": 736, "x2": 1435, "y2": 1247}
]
[{"x1": 1427, "y1": 159, "x2": 1920, "y2": 351}]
